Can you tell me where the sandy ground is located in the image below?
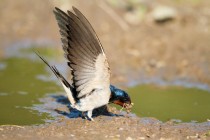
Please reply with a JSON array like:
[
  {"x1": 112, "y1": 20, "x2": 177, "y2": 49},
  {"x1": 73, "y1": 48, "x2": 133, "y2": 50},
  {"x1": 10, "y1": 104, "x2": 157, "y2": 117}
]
[
  {"x1": 1, "y1": 118, "x2": 210, "y2": 140},
  {"x1": 1, "y1": 109, "x2": 210, "y2": 140},
  {"x1": 1, "y1": 0, "x2": 210, "y2": 139}
]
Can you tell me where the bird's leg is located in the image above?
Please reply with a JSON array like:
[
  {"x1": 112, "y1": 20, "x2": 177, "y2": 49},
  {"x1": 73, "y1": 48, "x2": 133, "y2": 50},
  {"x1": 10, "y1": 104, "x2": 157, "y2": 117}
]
[
  {"x1": 87, "y1": 110, "x2": 94, "y2": 121},
  {"x1": 82, "y1": 112, "x2": 88, "y2": 119}
]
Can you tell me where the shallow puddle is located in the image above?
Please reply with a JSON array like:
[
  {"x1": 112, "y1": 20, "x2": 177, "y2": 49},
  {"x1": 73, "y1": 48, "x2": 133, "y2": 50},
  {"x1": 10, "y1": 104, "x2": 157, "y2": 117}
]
[
  {"x1": 127, "y1": 84, "x2": 210, "y2": 122},
  {"x1": 1, "y1": 45, "x2": 210, "y2": 125},
  {"x1": 0, "y1": 47, "x2": 62, "y2": 125}
]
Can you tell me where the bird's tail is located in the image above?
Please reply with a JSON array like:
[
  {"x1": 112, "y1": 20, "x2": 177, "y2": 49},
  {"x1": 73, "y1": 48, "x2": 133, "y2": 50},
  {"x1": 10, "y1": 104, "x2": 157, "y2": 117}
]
[{"x1": 35, "y1": 52, "x2": 76, "y2": 105}]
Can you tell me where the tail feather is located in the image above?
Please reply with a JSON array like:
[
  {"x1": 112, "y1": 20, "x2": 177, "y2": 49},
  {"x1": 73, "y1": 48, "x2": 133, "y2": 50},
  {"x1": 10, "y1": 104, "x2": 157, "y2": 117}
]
[{"x1": 35, "y1": 52, "x2": 76, "y2": 105}]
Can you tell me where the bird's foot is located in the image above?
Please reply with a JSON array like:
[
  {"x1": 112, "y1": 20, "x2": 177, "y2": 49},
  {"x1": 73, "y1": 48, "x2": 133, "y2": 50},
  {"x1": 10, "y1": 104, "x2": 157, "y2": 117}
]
[
  {"x1": 81, "y1": 112, "x2": 88, "y2": 120},
  {"x1": 87, "y1": 110, "x2": 94, "y2": 121},
  {"x1": 89, "y1": 117, "x2": 94, "y2": 121}
]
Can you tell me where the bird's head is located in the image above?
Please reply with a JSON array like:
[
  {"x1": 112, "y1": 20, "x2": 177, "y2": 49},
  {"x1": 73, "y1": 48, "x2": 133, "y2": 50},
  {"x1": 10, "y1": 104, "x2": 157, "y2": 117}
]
[{"x1": 109, "y1": 85, "x2": 133, "y2": 112}]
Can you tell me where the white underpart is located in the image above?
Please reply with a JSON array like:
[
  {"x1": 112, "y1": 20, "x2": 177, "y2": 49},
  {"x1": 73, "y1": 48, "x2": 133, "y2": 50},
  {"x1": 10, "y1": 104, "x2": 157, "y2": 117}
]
[
  {"x1": 74, "y1": 88, "x2": 110, "y2": 111},
  {"x1": 61, "y1": 82, "x2": 75, "y2": 105}
]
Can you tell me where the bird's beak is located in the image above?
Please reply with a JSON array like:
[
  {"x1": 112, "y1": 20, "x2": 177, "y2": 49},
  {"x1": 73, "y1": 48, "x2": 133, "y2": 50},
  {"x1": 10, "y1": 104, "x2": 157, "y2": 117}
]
[
  {"x1": 113, "y1": 97, "x2": 132, "y2": 107},
  {"x1": 124, "y1": 96, "x2": 132, "y2": 106},
  {"x1": 113, "y1": 99, "x2": 134, "y2": 113},
  {"x1": 113, "y1": 100, "x2": 124, "y2": 106}
]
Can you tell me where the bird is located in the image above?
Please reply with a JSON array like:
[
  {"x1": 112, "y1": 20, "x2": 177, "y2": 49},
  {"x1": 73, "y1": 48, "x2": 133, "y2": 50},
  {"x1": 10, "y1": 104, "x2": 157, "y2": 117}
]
[{"x1": 36, "y1": 6, "x2": 132, "y2": 121}]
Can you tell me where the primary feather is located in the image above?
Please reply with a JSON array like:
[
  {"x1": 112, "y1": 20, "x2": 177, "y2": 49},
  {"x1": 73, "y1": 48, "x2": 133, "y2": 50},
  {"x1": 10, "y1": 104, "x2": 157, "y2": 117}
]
[{"x1": 53, "y1": 7, "x2": 110, "y2": 100}]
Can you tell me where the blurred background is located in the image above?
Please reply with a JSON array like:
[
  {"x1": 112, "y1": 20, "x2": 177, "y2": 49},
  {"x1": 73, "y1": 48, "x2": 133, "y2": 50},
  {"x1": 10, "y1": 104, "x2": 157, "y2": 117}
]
[{"x1": 0, "y1": 0, "x2": 210, "y2": 125}]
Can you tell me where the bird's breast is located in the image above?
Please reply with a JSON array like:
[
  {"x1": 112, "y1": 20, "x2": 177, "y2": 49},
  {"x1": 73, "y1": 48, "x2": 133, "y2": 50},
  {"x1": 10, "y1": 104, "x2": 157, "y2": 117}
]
[{"x1": 75, "y1": 87, "x2": 111, "y2": 111}]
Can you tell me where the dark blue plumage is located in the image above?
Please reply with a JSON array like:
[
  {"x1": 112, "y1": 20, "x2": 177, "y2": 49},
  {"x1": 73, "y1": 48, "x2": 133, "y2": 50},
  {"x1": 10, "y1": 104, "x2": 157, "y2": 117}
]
[{"x1": 109, "y1": 85, "x2": 131, "y2": 106}]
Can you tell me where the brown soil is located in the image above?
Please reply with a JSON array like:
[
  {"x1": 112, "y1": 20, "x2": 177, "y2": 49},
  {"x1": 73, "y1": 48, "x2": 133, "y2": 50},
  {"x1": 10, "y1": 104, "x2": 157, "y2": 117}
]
[
  {"x1": 1, "y1": 114, "x2": 210, "y2": 140},
  {"x1": 1, "y1": 0, "x2": 210, "y2": 139}
]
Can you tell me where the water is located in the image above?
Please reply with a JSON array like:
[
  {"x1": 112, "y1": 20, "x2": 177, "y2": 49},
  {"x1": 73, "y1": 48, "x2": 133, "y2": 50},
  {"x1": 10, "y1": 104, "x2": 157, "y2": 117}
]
[
  {"x1": 127, "y1": 84, "x2": 210, "y2": 122},
  {"x1": 1, "y1": 45, "x2": 210, "y2": 125},
  {"x1": 0, "y1": 46, "x2": 62, "y2": 125}
]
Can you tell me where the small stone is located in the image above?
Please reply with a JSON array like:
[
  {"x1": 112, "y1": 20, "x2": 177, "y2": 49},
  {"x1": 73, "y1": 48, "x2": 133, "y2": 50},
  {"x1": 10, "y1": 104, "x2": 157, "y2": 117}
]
[
  {"x1": 70, "y1": 134, "x2": 75, "y2": 137},
  {"x1": 126, "y1": 137, "x2": 133, "y2": 140},
  {"x1": 116, "y1": 134, "x2": 120, "y2": 137},
  {"x1": 151, "y1": 5, "x2": 177, "y2": 22},
  {"x1": 119, "y1": 127, "x2": 124, "y2": 131}
]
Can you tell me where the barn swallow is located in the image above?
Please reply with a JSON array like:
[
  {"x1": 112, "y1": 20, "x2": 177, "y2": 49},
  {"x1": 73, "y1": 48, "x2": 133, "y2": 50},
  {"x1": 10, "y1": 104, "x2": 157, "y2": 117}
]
[{"x1": 36, "y1": 7, "x2": 132, "y2": 121}]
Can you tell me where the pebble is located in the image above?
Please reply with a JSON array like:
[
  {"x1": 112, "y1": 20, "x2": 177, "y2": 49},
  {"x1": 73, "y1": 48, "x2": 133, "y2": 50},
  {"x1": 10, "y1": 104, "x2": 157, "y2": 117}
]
[
  {"x1": 126, "y1": 137, "x2": 133, "y2": 140},
  {"x1": 116, "y1": 134, "x2": 120, "y2": 137},
  {"x1": 118, "y1": 127, "x2": 124, "y2": 131},
  {"x1": 151, "y1": 5, "x2": 177, "y2": 22}
]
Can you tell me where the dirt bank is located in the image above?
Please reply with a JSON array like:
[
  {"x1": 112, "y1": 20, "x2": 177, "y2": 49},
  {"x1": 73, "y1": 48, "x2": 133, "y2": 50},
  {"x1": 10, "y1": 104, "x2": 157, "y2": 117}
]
[{"x1": 1, "y1": 110, "x2": 210, "y2": 140}]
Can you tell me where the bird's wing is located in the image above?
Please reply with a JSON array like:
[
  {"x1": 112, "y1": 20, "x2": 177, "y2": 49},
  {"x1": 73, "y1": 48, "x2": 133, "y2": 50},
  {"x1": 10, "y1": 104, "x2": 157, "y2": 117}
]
[{"x1": 53, "y1": 7, "x2": 110, "y2": 98}]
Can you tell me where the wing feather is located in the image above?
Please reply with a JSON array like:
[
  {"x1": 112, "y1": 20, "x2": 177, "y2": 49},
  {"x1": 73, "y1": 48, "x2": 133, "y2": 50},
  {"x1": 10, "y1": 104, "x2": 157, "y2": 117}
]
[
  {"x1": 72, "y1": 7, "x2": 105, "y2": 54},
  {"x1": 54, "y1": 7, "x2": 110, "y2": 98}
]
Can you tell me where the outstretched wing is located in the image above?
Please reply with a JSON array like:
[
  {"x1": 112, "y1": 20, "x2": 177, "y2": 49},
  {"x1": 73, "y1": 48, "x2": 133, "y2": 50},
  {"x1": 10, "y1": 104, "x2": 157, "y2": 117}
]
[{"x1": 53, "y1": 7, "x2": 110, "y2": 98}]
